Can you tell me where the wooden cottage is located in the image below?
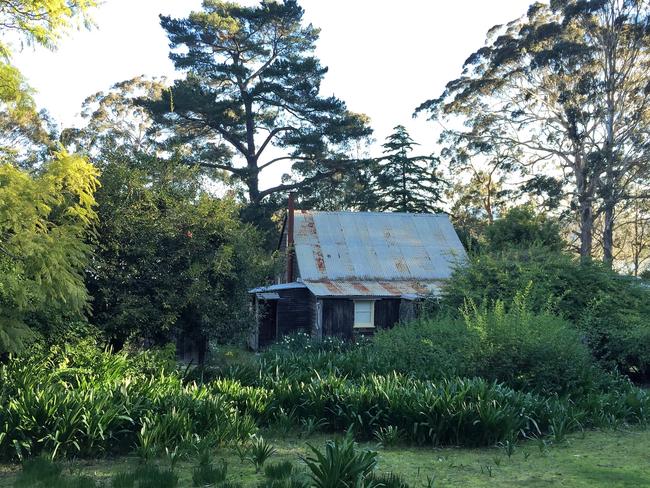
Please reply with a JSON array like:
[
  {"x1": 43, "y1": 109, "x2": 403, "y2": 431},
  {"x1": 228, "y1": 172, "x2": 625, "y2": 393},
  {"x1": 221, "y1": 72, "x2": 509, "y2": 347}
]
[{"x1": 249, "y1": 200, "x2": 467, "y2": 349}]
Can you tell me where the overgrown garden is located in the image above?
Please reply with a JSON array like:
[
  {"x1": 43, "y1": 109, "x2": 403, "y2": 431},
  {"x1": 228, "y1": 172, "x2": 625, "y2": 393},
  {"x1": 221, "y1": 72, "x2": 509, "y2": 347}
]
[{"x1": 1, "y1": 0, "x2": 650, "y2": 486}]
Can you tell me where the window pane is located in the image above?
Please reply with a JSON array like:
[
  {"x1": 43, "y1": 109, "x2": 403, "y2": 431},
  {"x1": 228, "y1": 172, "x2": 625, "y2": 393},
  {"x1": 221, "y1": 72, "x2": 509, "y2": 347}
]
[
  {"x1": 354, "y1": 301, "x2": 373, "y2": 327},
  {"x1": 355, "y1": 310, "x2": 371, "y2": 322}
]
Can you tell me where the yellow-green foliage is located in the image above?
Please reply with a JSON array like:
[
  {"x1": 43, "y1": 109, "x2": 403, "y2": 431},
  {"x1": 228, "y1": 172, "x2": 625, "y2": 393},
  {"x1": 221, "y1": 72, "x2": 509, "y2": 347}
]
[
  {"x1": 0, "y1": 153, "x2": 99, "y2": 351},
  {"x1": 0, "y1": 0, "x2": 97, "y2": 55},
  {"x1": 0, "y1": 1, "x2": 99, "y2": 158}
]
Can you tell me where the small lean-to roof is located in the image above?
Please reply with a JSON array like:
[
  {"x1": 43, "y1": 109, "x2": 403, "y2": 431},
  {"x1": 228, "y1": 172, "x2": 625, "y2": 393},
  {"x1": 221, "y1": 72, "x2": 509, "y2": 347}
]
[
  {"x1": 249, "y1": 282, "x2": 308, "y2": 293},
  {"x1": 303, "y1": 280, "x2": 443, "y2": 299},
  {"x1": 293, "y1": 211, "x2": 467, "y2": 284}
]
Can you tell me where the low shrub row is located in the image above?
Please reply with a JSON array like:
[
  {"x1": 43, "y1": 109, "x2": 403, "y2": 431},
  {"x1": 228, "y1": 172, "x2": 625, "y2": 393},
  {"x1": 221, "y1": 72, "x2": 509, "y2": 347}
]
[
  {"x1": 213, "y1": 373, "x2": 648, "y2": 447},
  {"x1": 1, "y1": 341, "x2": 648, "y2": 462},
  {"x1": 0, "y1": 343, "x2": 256, "y2": 461}
]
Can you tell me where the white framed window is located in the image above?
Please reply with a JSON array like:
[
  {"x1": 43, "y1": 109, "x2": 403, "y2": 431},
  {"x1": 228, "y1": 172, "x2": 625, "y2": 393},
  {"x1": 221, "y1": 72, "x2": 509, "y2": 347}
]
[{"x1": 353, "y1": 300, "x2": 375, "y2": 328}]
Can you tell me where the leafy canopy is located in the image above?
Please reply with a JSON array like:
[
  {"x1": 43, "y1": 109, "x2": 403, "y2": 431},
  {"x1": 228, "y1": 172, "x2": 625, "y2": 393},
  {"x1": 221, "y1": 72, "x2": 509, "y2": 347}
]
[
  {"x1": 417, "y1": 0, "x2": 650, "y2": 261},
  {"x1": 144, "y1": 0, "x2": 371, "y2": 204},
  {"x1": 88, "y1": 155, "x2": 273, "y2": 350},
  {"x1": 0, "y1": 152, "x2": 99, "y2": 351},
  {"x1": 0, "y1": 0, "x2": 96, "y2": 54},
  {"x1": 0, "y1": 0, "x2": 98, "y2": 162}
]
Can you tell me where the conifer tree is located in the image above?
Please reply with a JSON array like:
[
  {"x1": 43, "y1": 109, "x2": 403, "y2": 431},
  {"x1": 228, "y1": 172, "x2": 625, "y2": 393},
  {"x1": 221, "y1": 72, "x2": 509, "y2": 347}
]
[
  {"x1": 144, "y1": 0, "x2": 371, "y2": 206},
  {"x1": 371, "y1": 125, "x2": 445, "y2": 213}
]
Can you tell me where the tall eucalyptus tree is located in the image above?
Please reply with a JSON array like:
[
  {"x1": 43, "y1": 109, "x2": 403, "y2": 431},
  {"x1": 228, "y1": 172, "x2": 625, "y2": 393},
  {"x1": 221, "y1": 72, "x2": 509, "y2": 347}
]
[{"x1": 419, "y1": 0, "x2": 650, "y2": 262}]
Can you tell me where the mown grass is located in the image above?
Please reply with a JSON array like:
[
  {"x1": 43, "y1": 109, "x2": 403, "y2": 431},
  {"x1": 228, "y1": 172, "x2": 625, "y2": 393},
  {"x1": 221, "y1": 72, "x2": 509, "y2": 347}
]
[{"x1": 0, "y1": 428, "x2": 648, "y2": 487}]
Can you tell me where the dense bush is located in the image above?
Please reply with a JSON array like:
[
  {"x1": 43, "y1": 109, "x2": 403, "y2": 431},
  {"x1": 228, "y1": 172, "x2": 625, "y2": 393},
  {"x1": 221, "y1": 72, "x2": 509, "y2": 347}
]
[
  {"x1": 90, "y1": 159, "x2": 274, "y2": 350},
  {"x1": 441, "y1": 247, "x2": 650, "y2": 379},
  {"x1": 261, "y1": 296, "x2": 607, "y2": 395},
  {"x1": 220, "y1": 373, "x2": 648, "y2": 447},
  {"x1": 367, "y1": 295, "x2": 601, "y2": 394}
]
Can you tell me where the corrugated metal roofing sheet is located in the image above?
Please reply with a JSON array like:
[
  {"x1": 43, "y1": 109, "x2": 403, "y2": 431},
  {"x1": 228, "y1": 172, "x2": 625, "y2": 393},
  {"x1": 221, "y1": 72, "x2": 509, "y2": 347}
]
[
  {"x1": 249, "y1": 282, "x2": 308, "y2": 293},
  {"x1": 294, "y1": 211, "x2": 467, "y2": 282},
  {"x1": 304, "y1": 279, "x2": 443, "y2": 298}
]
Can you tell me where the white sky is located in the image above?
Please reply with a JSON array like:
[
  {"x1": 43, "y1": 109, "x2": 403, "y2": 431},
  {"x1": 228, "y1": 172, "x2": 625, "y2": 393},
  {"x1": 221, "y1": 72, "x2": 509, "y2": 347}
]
[{"x1": 12, "y1": 0, "x2": 533, "y2": 187}]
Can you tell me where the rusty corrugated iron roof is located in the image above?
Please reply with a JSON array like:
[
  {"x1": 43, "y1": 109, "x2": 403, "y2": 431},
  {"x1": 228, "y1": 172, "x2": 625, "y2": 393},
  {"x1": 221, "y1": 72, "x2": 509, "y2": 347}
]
[
  {"x1": 293, "y1": 211, "x2": 467, "y2": 285},
  {"x1": 303, "y1": 279, "x2": 443, "y2": 298}
]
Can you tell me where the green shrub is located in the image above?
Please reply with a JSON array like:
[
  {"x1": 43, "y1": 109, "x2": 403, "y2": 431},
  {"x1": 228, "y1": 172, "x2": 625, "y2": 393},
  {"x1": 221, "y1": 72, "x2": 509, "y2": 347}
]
[
  {"x1": 361, "y1": 293, "x2": 600, "y2": 394},
  {"x1": 484, "y1": 206, "x2": 564, "y2": 252},
  {"x1": 245, "y1": 435, "x2": 277, "y2": 472},
  {"x1": 368, "y1": 315, "x2": 476, "y2": 380},
  {"x1": 441, "y1": 247, "x2": 650, "y2": 379},
  {"x1": 461, "y1": 294, "x2": 600, "y2": 394},
  {"x1": 260, "y1": 293, "x2": 611, "y2": 395},
  {"x1": 303, "y1": 435, "x2": 378, "y2": 488},
  {"x1": 373, "y1": 426, "x2": 404, "y2": 449},
  {"x1": 2, "y1": 340, "x2": 649, "y2": 463},
  {"x1": 267, "y1": 332, "x2": 367, "y2": 354}
]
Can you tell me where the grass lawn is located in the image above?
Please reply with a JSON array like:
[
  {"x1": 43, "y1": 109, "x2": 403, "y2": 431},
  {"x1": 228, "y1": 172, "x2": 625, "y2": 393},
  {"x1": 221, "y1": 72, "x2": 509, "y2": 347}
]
[{"x1": 0, "y1": 428, "x2": 648, "y2": 487}]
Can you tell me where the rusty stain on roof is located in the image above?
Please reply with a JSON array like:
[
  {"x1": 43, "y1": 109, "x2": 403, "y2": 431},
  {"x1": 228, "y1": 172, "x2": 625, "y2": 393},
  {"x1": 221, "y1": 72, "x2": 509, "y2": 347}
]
[
  {"x1": 304, "y1": 279, "x2": 443, "y2": 298},
  {"x1": 376, "y1": 281, "x2": 404, "y2": 296},
  {"x1": 292, "y1": 211, "x2": 467, "y2": 286},
  {"x1": 352, "y1": 282, "x2": 371, "y2": 293},
  {"x1": 313, "y1": 243, "x2": 326, "y2": 274},
  {"x1": 324, "y1": 280, "x2": 340, "y2": 294},
  {"x1": 394, "y1": 258, "x2": 410, "y2": 275}
]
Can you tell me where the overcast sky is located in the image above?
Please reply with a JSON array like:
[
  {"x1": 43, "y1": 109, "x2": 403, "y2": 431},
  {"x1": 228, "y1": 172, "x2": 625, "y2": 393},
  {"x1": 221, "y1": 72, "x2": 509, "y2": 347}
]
[{"x1": 13, "y1": 0, "x2": 533, "y2": 185}]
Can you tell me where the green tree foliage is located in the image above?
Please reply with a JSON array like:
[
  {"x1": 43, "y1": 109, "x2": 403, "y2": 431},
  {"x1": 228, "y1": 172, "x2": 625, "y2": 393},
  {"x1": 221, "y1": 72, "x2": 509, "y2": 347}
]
[
  {"x1": 484, "y1": 206, "x2": 564, "y2": 253},
  {"x1": 0, "y1": 153, "x2": 99, "y2": 351},
  {"x1": 66, "y1": 79, "x2": 274, "y2": 349},
  {"x1": 0, "y1": 0, "x2": 100, "y2": 351},
  {"x1": 418, "y1": 0, "x2": 650, "y2": 263},
  {"x1": 0, "y1": 63, "x2": 50, "y2": 164},
  {"x1": 369, "y1": 295, "x2": 600, "y2": 395},
  {"x1": 369, "y1": 125, "x2": 445, "y2": 213},
  {"x1": 143, "y1": 0, "x2": 372, "y2": 205},
  {"x1": 62, "y1": 77, "x2": 170, "y2": 165},
  {"x1": 439, "y1": 115, "x2": 519, "y2": 223},
  {"x1": 0, "y1": 0, "x2": 96, "y2": 54},
  {"x1": 447, "y1": 172, "x2": 510, "y2": 252},
  {"x1": 88, "y1": 156, "x2": 272, "y2": 353},
  {"x1": 611, "y1": 190, "x2": 650, "y2": 276},
  {"x1": 0, "y1": 0, "x2": 98, "y2": 162}
]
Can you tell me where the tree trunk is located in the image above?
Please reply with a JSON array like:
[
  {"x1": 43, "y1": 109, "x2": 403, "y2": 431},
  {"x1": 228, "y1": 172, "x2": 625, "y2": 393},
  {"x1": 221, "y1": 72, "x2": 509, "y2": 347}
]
[
  {"x1": 579, "y1": 200, "x2": 594, "y2": 259},
  {"x1": 576, "y1": 166, "x2": 594, "y2": 259},
  {"x1": 603, "y1": 201, "x2": 615, "y2": 267},
  {"x1": 245, "y1": 151, "x2": 261, "y2": 204},
  {"x1": 485, "y1": 173, "x2": 494, "y2": 224}
]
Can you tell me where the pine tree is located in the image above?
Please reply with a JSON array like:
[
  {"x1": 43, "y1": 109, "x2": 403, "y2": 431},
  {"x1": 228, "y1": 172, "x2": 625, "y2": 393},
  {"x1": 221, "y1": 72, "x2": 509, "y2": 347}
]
[
  {"x1": 371, "y1": 125, "x2": 445, "y2": 213},
  {"x1": 144, "y1": 0, "x2": 371, "y2": 206}
]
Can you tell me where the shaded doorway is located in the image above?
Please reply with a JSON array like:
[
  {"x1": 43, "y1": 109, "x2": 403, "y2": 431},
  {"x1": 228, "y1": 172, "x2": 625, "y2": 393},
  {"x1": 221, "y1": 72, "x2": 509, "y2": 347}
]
[{"x1": 258, "y1": 299, "x2": 278, "y2": 347}]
